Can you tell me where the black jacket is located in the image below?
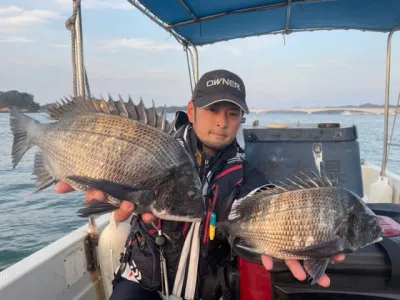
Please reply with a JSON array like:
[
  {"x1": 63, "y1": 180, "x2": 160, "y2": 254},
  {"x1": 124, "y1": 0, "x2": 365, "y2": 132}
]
[{"x1": 115, "y1": 114, "x2": 267, "y2": 299}]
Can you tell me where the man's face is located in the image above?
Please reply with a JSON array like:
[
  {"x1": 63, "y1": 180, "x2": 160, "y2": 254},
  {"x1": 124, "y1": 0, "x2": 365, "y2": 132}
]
[{"x1": 187, "y1": 101, "x2": 242, "y2": 153}]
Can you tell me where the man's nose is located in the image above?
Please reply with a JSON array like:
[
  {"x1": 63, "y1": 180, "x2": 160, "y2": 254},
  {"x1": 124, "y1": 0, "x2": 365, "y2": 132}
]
[{"x1": 216, "y1": 112, "x2": 228, "y2": 128}]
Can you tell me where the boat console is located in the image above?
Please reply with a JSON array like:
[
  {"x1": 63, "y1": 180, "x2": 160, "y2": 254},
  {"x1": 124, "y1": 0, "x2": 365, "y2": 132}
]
[{"x1": 242, "y1": 122, "x2": 363, "y2": 197}]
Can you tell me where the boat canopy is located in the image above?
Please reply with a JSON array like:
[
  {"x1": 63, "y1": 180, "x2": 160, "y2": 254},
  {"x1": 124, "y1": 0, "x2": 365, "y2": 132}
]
[{"x1": 127, "y1": 0, "x2": 400, "y2": 46}]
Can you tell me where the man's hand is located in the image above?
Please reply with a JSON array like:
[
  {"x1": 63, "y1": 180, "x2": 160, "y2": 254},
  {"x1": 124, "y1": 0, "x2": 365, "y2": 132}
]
[
  {"x1": 261, "y1": 253, "x2": 345, "y2": 288},
  {"x1": 54, "y1": 181, "x2": 155, "y2": 223}
]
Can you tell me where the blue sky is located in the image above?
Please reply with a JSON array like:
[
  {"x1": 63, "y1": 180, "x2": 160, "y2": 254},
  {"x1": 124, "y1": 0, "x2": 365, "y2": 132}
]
[{"x1": 1, "y1": 0, "x2": 399, "y2": 109}]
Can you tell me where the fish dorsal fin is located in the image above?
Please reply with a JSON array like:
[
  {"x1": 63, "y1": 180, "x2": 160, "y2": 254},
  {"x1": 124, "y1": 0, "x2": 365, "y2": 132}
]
[
  {"x1": 229, "y1": 193, "x2": 261, "y2": 221},
  {"x1": 46, "y1": 95, "x2": 179, "y2": 135},
  {"x1": 265, "y1": 169, "x2": 338, "y2": 195},
  {"x1": 228, "y1": 171, "x2": 338, "y2": 220},
  {"x1": 229, "y1": 169, "x2": 338, "y2": 220},
  {"x1": 147, "y1": 99, "x2": 157, "y2": 127},
  {"x1": 157, "y1": 106, "x2": 167, "y2": 131}
]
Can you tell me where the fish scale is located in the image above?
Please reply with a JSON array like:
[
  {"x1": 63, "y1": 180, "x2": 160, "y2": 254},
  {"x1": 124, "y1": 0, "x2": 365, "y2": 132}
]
[
  {"x1": 9, "y1": 96, "x2": 205, "y2": 222},
  {"x1": 36, "y1": 115, "x2": 170, "y2": 186},
  {"x1": 221, "y1": 174, "x2": 384, "y2": 285}
]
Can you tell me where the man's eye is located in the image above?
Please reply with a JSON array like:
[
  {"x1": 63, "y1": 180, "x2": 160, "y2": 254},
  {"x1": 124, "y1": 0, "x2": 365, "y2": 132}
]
[{"x1": 230, "y1": 112, "x2": 240, "y2": 118}]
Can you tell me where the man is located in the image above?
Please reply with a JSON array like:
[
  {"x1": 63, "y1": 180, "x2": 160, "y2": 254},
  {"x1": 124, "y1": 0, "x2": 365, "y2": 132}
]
[{"x1": 55, "y1": 69, "x2": 344, "y2": 299}]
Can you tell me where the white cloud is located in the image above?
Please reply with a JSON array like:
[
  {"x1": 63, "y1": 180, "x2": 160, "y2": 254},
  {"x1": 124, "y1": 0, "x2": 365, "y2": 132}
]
[
  {"x1": 9, "y1": 58, "x2": 66, "y2": 68},
  {"x1": 0, "y1": 36, "x2": 33, "y2": 43},
  {"x1": 56, "y1": 0, "x2": 132, "y2": 10},
  {"x1": 0, "y1": 6, "x2": 23, "y2": 15},
  {"x1": 0, "y1": 6, "x2": 61, "y2": 30},
  {"x1": 99, "y1": 38, "x2": 181, "y2": 52}
]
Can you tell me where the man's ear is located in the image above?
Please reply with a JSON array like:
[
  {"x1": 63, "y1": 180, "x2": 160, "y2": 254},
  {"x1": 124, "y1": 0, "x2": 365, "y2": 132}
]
[{"x1": 187, "y1": 100, "x2": 195, "y2": 123}]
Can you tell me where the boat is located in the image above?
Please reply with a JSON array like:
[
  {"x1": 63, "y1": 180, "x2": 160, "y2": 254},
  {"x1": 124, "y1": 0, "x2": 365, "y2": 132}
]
[{"x1": 1, "y1": 1, "x2": 400, "y2": 299}]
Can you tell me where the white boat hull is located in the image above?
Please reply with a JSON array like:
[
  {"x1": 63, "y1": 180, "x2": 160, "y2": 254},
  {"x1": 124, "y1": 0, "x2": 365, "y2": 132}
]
[{"x1": 0, "y1": 214, "x2": 111, "y2": 300}]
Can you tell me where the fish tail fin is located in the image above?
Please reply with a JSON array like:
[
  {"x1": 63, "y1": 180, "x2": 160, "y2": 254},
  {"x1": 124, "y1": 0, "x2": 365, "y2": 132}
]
[{"x1": 9, "y1": 109, "x2": 40, "y2": 168}]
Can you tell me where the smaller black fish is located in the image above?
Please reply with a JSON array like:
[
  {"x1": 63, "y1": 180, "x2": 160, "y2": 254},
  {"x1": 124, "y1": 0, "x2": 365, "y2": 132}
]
[{"x1": 218, "y1": 171, "x2": 384, "y2": 284}]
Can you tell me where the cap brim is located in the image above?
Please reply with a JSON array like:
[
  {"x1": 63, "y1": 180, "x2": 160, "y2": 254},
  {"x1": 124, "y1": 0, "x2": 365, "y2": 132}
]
[{"x1": 195, "y1": 94, "x2": 249, "y2": 114}]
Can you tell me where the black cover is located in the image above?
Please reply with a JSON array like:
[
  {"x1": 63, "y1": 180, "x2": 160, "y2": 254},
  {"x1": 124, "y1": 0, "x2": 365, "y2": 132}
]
[{"x1": 243, "y1": 124, "x2": 364, "y2": 197}]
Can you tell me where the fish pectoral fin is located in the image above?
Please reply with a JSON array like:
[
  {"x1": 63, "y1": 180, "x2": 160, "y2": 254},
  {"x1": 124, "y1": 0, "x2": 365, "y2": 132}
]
[
  {"x1": 234, "y1": 238, "x2": 258, "y2": 252},
  {"x1": 233, "y1": 237, "x2": 261, "y2": 254},
  {"x1": 303, "y1": 259, "x2": 330, "y2": 285},
  {"x1": 77, "y1": 199, "x2": 118, "y2": 217},
  {"x1": 232, "y1": 238, "x2": 271, "y2": 264},
  {"x1": 282, "y1": 237, "x2": 342, "y2": 284},
  {"x1": 32, "y1": 152, "x2": 56, "y2": 192},
  {"x1": 66, "y1": 176, "x2": 154, "y2": 206}
]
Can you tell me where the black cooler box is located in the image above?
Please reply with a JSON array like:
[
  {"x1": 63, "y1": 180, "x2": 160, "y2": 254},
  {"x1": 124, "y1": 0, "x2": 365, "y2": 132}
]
[
  {"x1": 236, "y1": 122, "x2": 400, "y2": 300},
  {"x1": 243, "y1": 122, "x2": 364, "y2": 197}
]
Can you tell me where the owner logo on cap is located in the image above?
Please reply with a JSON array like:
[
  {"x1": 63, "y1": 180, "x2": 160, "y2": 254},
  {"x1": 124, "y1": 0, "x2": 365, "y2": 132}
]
[{"x1": 192, "y1": 69, "x2": 249, "y2": 114}]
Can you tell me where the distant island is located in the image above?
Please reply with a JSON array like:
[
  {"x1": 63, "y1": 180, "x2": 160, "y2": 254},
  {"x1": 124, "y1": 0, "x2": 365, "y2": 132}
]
[
  {"x1": 0, "y1": 89, "x2": 397, "y2": 113},
  {"x1": 0, "y1": 90, "x2": 40, "y2": 112}
]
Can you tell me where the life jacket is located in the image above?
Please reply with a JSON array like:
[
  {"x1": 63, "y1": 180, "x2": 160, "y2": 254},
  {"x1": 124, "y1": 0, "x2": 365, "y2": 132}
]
[
  {"x1": 113, "y1": 116, "x2": 246, "y2": 299},
  {"x1": 172, "y1": 122, "x2": 245, "y2": 299}
]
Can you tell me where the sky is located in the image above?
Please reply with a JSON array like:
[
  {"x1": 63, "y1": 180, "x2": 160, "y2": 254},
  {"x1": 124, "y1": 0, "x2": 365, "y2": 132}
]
[{"x1": 1, "y1": 0, "x2": 400, "y2": 109}]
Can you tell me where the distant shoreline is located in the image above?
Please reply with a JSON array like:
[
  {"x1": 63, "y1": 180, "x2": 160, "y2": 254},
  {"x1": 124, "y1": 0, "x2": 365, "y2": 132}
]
[{"x1": 0, "y1": 103, "x2": 397, "y2": 114}]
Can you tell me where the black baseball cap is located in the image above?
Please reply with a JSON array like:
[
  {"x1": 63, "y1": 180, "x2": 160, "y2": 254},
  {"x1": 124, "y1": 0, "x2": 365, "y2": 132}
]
[{"x1": 192, "y1": 69, "x2": 248, "y2": 114}]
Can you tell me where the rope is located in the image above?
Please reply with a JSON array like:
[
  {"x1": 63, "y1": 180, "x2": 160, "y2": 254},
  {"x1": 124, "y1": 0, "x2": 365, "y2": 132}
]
[
  {"x1": 85, "y1": 69, "x2": 91, "y2": 98},
  {"x1": 65, "y1": 0, "x2": 92, "y2": 98},
  {"x1": 65, "y1": 0, "x2": 80, "y2": 98}
]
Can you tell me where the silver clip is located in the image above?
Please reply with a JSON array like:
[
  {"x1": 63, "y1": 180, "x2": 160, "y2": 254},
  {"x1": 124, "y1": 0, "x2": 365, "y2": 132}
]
[{"x1": 160, "y1": 248, "x2": 169, "y2": 297}]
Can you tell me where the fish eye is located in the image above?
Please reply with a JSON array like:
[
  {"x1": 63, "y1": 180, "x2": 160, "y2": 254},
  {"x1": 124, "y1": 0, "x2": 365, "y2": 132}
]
[{"x1": 188, "y1": 191, "x2": 198, "y2": 200}]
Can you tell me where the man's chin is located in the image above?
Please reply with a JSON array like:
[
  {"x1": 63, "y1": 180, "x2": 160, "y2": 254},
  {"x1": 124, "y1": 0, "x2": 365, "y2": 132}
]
[{"x1": 204, "y1": 141, "x2": 231, "y2": 152}]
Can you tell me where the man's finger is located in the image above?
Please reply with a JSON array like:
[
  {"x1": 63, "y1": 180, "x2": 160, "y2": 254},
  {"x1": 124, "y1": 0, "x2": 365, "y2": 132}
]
[
  {"x1": 54, "y1": 181, "x2": 75, "y2": 193},
  {"x1": 285, "y1": 259, "x2": 307, "y2": 281},
  {"x1": 85, "y1": 189, "x2": 106, "y2": 202},
  {"x1": 142, "y1": 213, "x2": 155, "y2": 224},
  {"x1": 261, "y1": 255, "x2": 273, "y2": 271},
  {"x1": 114, "y1": 201, "x2": 134, "y2": 222},
  {"x1": 333, "y1": 253, "x2": 345, "y2": 262},
  {"x1": 316, "y1": 273, "x2": 331, "y2": 287}
]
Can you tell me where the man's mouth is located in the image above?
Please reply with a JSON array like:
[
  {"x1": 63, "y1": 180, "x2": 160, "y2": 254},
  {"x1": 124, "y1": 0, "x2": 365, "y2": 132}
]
[{"x1": 211, "y1": 132, "x2": 227, "y2": 137}]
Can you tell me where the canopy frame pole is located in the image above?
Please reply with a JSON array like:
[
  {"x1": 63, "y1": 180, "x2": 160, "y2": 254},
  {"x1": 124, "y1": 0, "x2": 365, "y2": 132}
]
[
  {"x1": 191, "y1": 43, "x2": 199, "y2": 84},
  {"x1": 285, "y1": 0, "x2": 292, "y2": 33},
  {"x1": 177, "y1": 0, "x2": 198, "y2": 22},
  {"x1": 75, "y1": 1, "x2": 86, "y2": 98},
  {"x1": 66, "y1": 0, "x2": 97, "y2": 252},
  {"x1": 168, "y1": 0, "x2": 334, "y2": 28},
  {"x1": 381, "y1": 23, "x2": 400, "y2": 176},
  {"x1": 184, "y1": 42, "x2": 199, "y2": 93},
  {"x1": 127, "y1": 0, "x2": 190, "y2": 46}
]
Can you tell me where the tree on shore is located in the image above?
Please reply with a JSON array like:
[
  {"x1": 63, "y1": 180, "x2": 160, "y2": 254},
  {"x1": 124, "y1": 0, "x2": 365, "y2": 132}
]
[{"x1": 0, "y1": 90, "x2": 40, "y2": 112}]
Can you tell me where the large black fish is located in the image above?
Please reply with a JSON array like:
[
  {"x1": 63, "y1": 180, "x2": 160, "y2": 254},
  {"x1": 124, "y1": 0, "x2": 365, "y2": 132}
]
[{"x1": 9, "y1": 96, "x2": 205, "y2": 221}]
